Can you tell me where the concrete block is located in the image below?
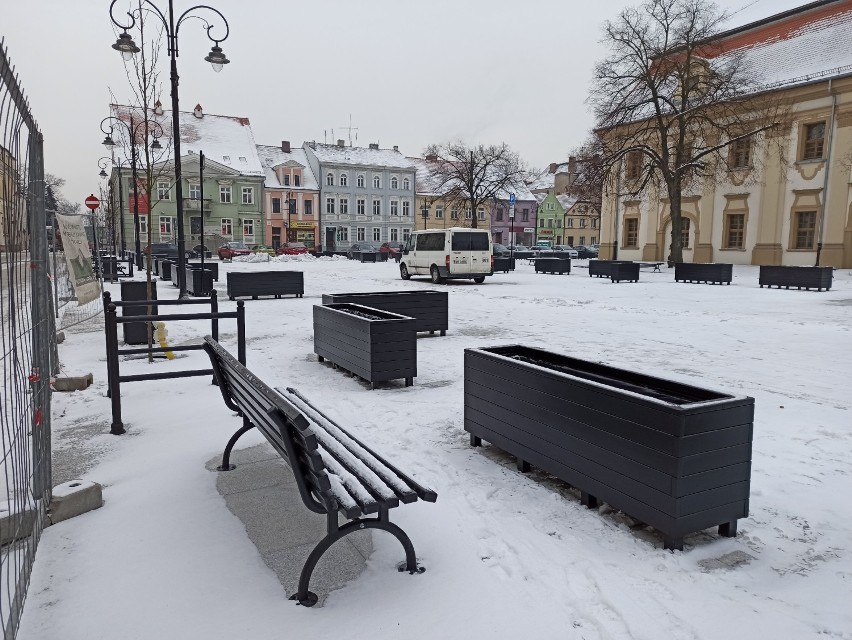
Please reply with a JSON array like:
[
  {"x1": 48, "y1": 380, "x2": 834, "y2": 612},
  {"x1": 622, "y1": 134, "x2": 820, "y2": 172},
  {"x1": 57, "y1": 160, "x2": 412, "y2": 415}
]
[
  {"x1": 48, "y1": 480, "x2": 103, "y2": 525},
  {"x1": 53, "y1": 373, "x2": 94, "y2": 392},
  {"x1": 0, "y1": 503, "x2": 38, "y2": 545}
]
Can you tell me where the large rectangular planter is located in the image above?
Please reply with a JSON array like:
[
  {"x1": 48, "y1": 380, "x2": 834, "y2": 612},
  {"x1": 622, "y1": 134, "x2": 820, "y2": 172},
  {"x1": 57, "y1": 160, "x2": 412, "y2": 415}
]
[
  {"x1": 675, "y1": 262, "x2": 732, "y2": 285},
  {"x1": 464, "y1": 345, "x2": 754, "y2": 550},
  {"x1": 354, "y1": 251, "x2": 378, "y2": 263},
  {"x1": 758, "y1": 265, "x2": 832, "y2": 291},
  {"x1": 120, "y1": 280, "x2": 157, "y2": 345},
  {"x1": 611, "y1": 261, "x2": 640, "y2": 283},
  {"x1": 589, "y1": 259, "x2": 619, "y2": 278},
  {"x1": 313, "y1": 303, "x2": 417, "y2": 388},
  {"x1": 492, "y1": 257, "x2": 515, "y2": 273},
  {"x1": 534, "y1": 257, "x2": 571, "y2": 275},
  {"x1": 160, "y1": 259, "x2": 173, "y2": 282},
  {"x1": 185, "y1": 267, "x2": 214, "y2": 296},
  {"x1": 322, "y1": 290, "x2": 448, "y2": 335},
  {"x1": 188, "y1": 261, "x2": 219, "y2": 281},
  {"x1": 226, "y1": 271, "x2": 304, "y2": 300}
]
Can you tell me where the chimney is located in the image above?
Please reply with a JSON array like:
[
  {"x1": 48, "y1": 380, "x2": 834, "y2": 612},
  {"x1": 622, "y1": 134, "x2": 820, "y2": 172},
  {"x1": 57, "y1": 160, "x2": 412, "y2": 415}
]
[
  {"x1": 568, "y1": 156, "x2": 577, "y2": 185},
  {"x1": 369, "y1": 143, "x2": 379, "y2": 150},
  {"x1": 193, "y1": 104, "x2": 203, "y2": 119},
  {"x1": 393, "y1": 145, "x2": 399, "y2": 152},
  {"x1": 153, "y1": 100, "x2": 164, "y2": 116},
  {"x1": 281, "y1": 140, "x2": 291, "y2": 153},
  {"x1": 549, "y1": 162, "x2": 558, "y2": 174},
  {"x1": 337, "y1": 139, "x2": 345, "y2": 148},
  {"x1": 425, "y1": 154, "x2": 438, "y2": 162}
]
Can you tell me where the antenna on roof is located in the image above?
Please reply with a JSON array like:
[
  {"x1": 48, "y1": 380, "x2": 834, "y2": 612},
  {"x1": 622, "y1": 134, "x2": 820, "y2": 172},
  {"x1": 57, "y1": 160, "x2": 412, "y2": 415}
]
[{"x1": 340, "y1": 114, "x2": 359, "y2": 147}]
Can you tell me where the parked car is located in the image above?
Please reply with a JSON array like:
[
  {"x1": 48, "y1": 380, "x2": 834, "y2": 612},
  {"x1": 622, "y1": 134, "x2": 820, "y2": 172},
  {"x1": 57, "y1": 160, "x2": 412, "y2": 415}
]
[
  {"x1": 552, "y1": 245, "x2": 579, "y2": 258},
  {"x1": 189, "y1": 244, "x2": 210, "y2": 258},
  {"x1": 276, "y1": 242, "x2": 309, "y2": 256},
  {"x1": 380, "y1": 241, "x2": 403, "y2": 258},
  {"x1": 217, "y1": 241, "x2": 251, "y2": 261},
  {"x1": 347, "y1": 242, "x2": 380, "y2": 259},
  {"x1": 492, "y1": 243, "x2": 510, "y2": 257},
  {"x1": 251, "y1": 244, "x2": 276, "y2": 256},
  {"x1": 575, "y1": 245, "x2": 599, "y2": 259},
  {"x1": 145, "y1": 242, "x2": 181, "y2": 259},
  {"x1": 505, "y1": 244, "x2": 529, "y2": 253}
]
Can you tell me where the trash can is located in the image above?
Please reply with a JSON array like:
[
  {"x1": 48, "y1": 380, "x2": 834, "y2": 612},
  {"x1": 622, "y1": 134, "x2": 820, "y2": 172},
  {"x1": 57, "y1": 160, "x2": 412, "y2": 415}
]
[{"x1": 120, "y1": 280, "x2": 157, "y2": 345}]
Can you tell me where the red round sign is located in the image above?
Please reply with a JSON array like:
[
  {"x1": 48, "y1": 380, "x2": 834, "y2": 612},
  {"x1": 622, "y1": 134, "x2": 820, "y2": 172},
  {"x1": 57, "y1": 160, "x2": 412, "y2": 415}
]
[{"x1": 84, "y1": 194, "x2": 100, "y2": 211}]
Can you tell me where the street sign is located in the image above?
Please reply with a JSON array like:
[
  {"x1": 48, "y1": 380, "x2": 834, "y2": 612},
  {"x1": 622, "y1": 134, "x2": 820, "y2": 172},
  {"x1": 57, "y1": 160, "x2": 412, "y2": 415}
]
[
  {"x1": 509, "y1": 193, "x2": 516, "y2": 206},
  {"x1": 523, "y1": 227, "x2": 535, "y2": 233},
  {"x1": 84, "y1": 194, "x2": 100, "y2": 211},
  {"x1": 509, "y1": 205, "x2": 515, "y2": 219}
]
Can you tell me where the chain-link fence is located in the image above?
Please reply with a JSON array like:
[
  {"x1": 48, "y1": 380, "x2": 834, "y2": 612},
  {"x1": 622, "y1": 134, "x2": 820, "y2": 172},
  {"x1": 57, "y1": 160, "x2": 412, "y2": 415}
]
[{"x1": 0, "y1": 38, "x2": 55, "y2": 639}]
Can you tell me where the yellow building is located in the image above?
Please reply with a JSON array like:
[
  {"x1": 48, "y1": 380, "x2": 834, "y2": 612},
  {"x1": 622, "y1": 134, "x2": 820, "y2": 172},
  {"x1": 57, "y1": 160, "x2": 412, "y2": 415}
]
[
  {"x1": 411, "y1": 157, "x2": 492, "y2": 233},
  {"x1": 0, "y1": 146, "x2": 24, "y2": 252},
  {"x1": 599, "y1": 1, "x2": 852, "y2": 268}
]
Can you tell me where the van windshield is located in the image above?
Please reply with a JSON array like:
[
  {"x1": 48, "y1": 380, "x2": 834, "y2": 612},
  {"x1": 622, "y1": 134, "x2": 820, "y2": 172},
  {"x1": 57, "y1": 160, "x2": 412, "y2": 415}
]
[{"x1": 451, "y1": 232, "x2": 489, "y2": 251}]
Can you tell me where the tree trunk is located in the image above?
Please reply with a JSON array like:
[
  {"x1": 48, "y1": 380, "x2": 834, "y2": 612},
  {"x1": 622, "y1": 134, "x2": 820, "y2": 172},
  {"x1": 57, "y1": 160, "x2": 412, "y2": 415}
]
[
  {"x1": 667, "y1": 181, "x2": 684, "y2": 265},
  {"x1": 470, "y1": 202, "x2": 478, "y2": 229}
]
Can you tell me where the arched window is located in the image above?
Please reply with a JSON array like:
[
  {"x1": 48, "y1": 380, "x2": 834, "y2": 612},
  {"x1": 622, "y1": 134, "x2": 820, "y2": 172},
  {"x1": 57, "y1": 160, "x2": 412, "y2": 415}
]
[
  {"x1": 357, "y1": 174, "x2": 365, "y2": 188},
  {"x1": 339, "y1": 173, "x2": 348, "y2": 187},
  {"x1": 373, "y1": 175, "x2": 381, "y2": 189},
  {"x1": 326, "y1": 172, "x2": 334, "y2": 186},
  {"x1": 390, "y1": 176, "x2": 398, "y2": 189},
  {"x1": 402, "y1": 177, "x2": 410, "y2": 191}
]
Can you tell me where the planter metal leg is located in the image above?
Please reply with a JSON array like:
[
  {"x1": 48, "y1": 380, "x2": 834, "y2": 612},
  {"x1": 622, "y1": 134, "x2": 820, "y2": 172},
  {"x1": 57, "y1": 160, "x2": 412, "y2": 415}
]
[
  {"x1": 470, "y1": 434, "x2": 481, "y2": 447},
  {"x1": 718, "y1": 521, "x2": 737, "y2": 538},
  {"x1": 580, "y1": 492, "x2": 598, "y2": 509},
  {"x1": 517, "y1": 459, "x2": 531, "y2": 473},
  {"x1": 664, "y1": 536, "x2": 684, "y2": 551}
]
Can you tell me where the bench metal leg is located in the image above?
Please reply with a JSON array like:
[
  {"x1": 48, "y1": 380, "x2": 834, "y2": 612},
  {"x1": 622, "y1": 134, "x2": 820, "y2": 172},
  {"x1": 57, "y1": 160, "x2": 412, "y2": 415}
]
[
  {"x1": 217, "y1": 419, "x2": 255, "y2": 471},
  {"x1": 291, "y1": 510, "x2": 424, "y2": 607}
]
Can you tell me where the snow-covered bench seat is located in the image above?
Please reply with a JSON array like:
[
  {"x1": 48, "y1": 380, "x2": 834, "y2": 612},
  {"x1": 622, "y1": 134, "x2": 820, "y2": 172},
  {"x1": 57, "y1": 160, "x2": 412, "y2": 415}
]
[{"x1": 203, "y1": 337, "x2": 436, "y2": 606}]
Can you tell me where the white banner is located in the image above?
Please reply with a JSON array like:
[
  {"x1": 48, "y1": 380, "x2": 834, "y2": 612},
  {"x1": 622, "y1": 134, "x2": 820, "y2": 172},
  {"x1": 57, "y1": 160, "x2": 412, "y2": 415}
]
[{"x1": 56, "y1": 213, "x2": 101, "y2": 306}]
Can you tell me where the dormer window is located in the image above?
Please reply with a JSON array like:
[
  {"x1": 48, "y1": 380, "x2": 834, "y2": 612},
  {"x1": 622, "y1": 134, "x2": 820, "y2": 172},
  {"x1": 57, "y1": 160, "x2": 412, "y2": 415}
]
[
  {"x1": 223, "y1": 155, "x2": 231, "y2": 162},
  {"x1": 326, "y1": 172, "x2": 334, "y2": 186},
  {"x1": 283, "y1": 174, "x2": 290, "y2": 186},
  {"x1": 294, "y1": 173, "x2": 301, "y2": 187},
  {"x1": 239, "y1": 156, "x2": 246, "y2": 162}
]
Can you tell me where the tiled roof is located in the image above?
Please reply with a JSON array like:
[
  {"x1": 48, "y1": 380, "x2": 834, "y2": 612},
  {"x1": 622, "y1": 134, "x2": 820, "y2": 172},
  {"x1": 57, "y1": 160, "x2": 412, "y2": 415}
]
[
  {"x1": 256, "y1": 144, "x2": 318, "y2": 191},
  {"x1": 307, "y1": 143, "x2": 416, "y2": 170}
]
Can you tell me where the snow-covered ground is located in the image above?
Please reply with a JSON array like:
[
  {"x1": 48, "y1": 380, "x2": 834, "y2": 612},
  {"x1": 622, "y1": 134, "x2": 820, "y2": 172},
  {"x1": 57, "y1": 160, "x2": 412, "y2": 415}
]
[{"x1": 20, "y1": 259, "x2": 852, "y2": 640}]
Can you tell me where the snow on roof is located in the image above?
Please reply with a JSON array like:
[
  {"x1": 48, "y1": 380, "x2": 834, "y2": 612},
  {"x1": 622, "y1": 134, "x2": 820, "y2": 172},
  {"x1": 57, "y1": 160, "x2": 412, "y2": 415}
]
[
  {"x1": 711, "y1": 2, "x2": 852, "y2": 89},
  {"x1": 409, "y1": 157, "x2": 446, "y2": 196},
  {"x1": 256, "y1": 144, "x2": 319, "y2": 191},
  {"x1": 557, "y1": 194, "x2": 580, "y2": 210},
  {"x1": 109, "y1": 104, "x2": 264, "y2": 176},
  {"x1": 307, "y1": 143, "x2": 416, "y2": 170}
]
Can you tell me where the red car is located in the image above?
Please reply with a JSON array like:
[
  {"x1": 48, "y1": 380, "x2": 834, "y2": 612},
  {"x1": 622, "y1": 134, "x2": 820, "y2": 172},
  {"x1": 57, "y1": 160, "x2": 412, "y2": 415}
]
[
  {"x1": 380, "y1": 241, "x2": 402, "y2": 258},
  {"x1": 217, "y1": 241, "x2": 251, "y2": 261},
  {"x1": 276, "y1": 242, "x2": 309, "y2": 256}
]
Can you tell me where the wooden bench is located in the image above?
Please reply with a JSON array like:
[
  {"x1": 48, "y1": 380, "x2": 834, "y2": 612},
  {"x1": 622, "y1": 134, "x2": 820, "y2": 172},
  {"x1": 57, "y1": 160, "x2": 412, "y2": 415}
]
[
  {"x1": 203, "y1": 337, "x2": 436, "y2": 606},
  {"x1": 637, "y1": 262, "x2": 664, "y2": 272}
]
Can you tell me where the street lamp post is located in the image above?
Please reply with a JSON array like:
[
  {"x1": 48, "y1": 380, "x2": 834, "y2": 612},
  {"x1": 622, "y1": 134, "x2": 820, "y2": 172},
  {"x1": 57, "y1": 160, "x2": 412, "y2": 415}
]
[
  {"x1": 99, "y1": 156, "x2": 129, "y2": 255},
  {"x1": 110, "y1": 0, "x2": 231, "y2": 297},
  {"x1": 97, "y1": 158, "x2": 117, "y2": 257},
  {"x1": 420, "y1": 199, "x2": 430, "y2": 230},
  {"x1": 100, "y1": 114, "x2": 164, "y2": 269}
]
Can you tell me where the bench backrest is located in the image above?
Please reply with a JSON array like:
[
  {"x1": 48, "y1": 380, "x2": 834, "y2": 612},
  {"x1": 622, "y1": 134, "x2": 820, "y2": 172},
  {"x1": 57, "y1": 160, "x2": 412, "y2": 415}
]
[{"x1": 203, "y1": 337, "x2": 436, "y2": 519}]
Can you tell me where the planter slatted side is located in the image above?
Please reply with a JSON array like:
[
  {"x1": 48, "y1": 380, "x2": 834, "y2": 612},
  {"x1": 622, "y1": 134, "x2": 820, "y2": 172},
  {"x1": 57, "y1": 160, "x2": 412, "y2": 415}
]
[
  {"x1": 492, "y1": 257, "x2": 515, "y2": 273},
  {"x1": 464, "y1": 346, "x2": 753, "y2": 550},
  {"x1": 589, "y1": 259, "x2": 618, "y2": 278},
  {"x1": 188, "y1": 261, "x2": 219, "y2": 281},
  {"x1": 185, "y1": 268, "x2": 214, "y2": 297},
  {"x1": 758, "y1": 265, "x2": 832, "y2": 291},
  {"x1": 534, "y1": 258, "x2": 571, "y2": 275},
  {"x1": 321, "y1": 291, "x2": 448, "y2": 335},
  {"x1": 227, "y1": 271, "x2": 304, "y2": 300},
  {"x1": 611, "y1": 262, "x2": 640, "y2": 283},
  {"x1": 675, "y1": 263, "x2": 732, "y2": 285}
]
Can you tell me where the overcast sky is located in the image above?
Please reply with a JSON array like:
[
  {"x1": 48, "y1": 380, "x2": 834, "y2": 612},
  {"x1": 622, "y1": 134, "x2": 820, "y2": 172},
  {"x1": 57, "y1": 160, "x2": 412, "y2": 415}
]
[{"x1": 3, "y1": 0, "x2": 806, "y2": 204}]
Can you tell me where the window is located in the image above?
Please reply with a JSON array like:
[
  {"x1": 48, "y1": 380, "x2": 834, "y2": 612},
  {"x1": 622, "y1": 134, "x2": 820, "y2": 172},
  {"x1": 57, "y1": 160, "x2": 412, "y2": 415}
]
[
  {"x1": 373, "y1": 199, "x2": 381, "y2": 216},
  {"x1": 402, "y1": 201, "x2": 410, "y2": 217},
  {"x1": 547, "y1": 219, "x2": 553, "y2": 228},
  {"x1": 451, "y1": 207, "x2": 459, "y2": 219},
  {"x1": 539, "y1": 219, "x2": 545, "y2": 228},
  {"x1": 283, "y1": 174, "x2": 291, "y2": 186},
  {"x1": 159, "y1": 216, "x2": 172, "y2": 234},
  {"x1": 626, "y1": 151, "x2": 642, "y2": 180},
  {"x1": 391, "y1": 201, "x2": 399, "y2": 216},
  {"x1": 373, "y1": 175, "x2": 381, "y2": 189},
  {"x1": 794, "y1": 211, "x2": 817, "y2": 249},
  {"x1": 340, "y1": 197, "x2": 349, "y2": 215},
  {"x1": 188, "y1": 183, "x2": 201, "y2": 200},
  {"x1": 294, "y1": 174, "x2": 300, "y2": 187},
  {"x1": 421, "y1": 205, "x2": 429, "y2": 218},
  {"x1": 239, "y1": 156, "x2": 247, "y2": 162},
  {"x1": 580, "y1": 219, "x2": 587, "y2": 228},
  {"x1": 579, "y1": 236, "x2": 586, "y2": 246},
  {"x1": 304, "y1": 200, "x2": 313, "y2": 215},
  {"x1": 802, "y1": 122, "x2": 826, "y2": 160},
  {"x1": 326, "y1": 197, "x2": 335, "y2": 215},
  {"x1": 624, "y1": 218, "x2": 639, "y2": 247},
  {"x1": 567, "y1": 218, "x2": 574, "y2": 228},
  {"x1": 223, "y1": 155, "x2": 230, "y2": 162},
  {"x1": 219, "y1": 185, "x2": 232, "y2": 203},
  {"x1": 243, "y1": 218, "x2": 254, "y2": 239},
  {"x1": 356, "y1": 198, "x2": 365, "y2": 215},
  {"x1": 391, "y1": 176, "x2": 398, "y2": 189},
  {"x1": 435, "y1": 205, "x2": 444, "y2": 219},
  {"x1": 373, "y1": 227, "x2": 381, "y2": 242},
  {"x1": 272, "y1": 197, "x2": 281, "y2": 214},
  {"x1": 522, "y1": 208, "x2": 529, "y2": 222},
  {"x1": 680, "y1": 218, "x2": 690, "y2": 248},
  {"x1": 288, "y1": 198, "x2": 297, "y2": 215},
  {"x1": 592, "y1": 219, "x2": 598, "y2": 229},
  {"x1": 464, "y1": 208, "x2": 472, "y2": 219},
  {"x1": 496, "y1": 207, "x2": 504, "y2": 221},
  {"x1": 729, "y1": 138, "x2": 751, "y2": 169},
  {"x1": 724, "y1": 213, "x2": 745, "y2": 249},
  {"x1": 477, "y1": 208, "x2": 485, "y2": 220},
  {"x1": 326, "y1": 172, "x2": 334, "y2": 186},
  {"x1": 402, "y1": 177, "x2": 410, "y2": 190},
  {"x1": 357, "y1": 227, "x2": 366, "y2": 241},
  {"x1": 337, "y1": 227, "x2": 349, "y2": 242},
  {"x1": 357, "y1": 174, "x2": 365, "y2": 188},
  {"x1": 590, "y1": 236, "x2": 596, "y2": 244},
  {"x1": 390, "y1": 228, "x2": 398, "y2": 242},
  {"x1": 139, "y1": 215, "x2": 148, "y2": 235},
  {"x1": 417, "y1": 233, "x2": 445, "y2": 251},
  {"x1": 556, "y1": 220, "x2": 562, "y2": 228},
  {"x1": 402, "y1": 228, "x2": 411, "y2": 242},
  {"x1": 221, "y1": 218, "x2": 232, "y2": 236},
  {"x1": 340, "y1": 173, "x2": 348, "y2": 187},
  {"x1": 242, "y1": 187, "x2": 254, "y2": 205}
]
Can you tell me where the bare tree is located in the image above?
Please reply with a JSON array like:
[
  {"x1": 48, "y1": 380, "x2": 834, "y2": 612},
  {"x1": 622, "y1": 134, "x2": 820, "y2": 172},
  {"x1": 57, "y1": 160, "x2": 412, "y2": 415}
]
[
  {"x1": 589, "y1": 0, "x2": 785, "y2": 263},
  {"x1": 423, "y1": 141, "x2": 527, "y2": 229}
]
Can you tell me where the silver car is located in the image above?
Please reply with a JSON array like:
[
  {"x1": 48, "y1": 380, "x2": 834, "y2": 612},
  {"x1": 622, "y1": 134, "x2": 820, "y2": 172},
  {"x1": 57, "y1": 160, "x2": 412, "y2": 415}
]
[{"x1": 552, "y1": 245, "x2": 579, "y2": 258}]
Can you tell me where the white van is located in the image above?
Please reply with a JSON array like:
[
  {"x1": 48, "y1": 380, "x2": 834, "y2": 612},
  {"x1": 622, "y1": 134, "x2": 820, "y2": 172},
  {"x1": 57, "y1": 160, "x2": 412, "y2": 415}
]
[{"x1": 399, "y1": 227, "x2": 492, "y2": 284}]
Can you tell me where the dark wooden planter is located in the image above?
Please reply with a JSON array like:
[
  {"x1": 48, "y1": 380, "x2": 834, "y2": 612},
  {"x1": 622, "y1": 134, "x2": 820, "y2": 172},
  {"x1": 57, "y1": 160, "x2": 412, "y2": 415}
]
[
  {"x1": 313, "y1": 303, "x2": 417, "y2": 388},
  {"x1": 119, "y1": 280, "x2": 157, "y2": 345},
  {"x1": 353, "y1": 251, "x2": 378, "y2": 263},
  {"x1": 188, "y1": 261, "x2": 218, "y2": 281},
  {"x1": 322, "y1": 290, "x2": 448, "y2": 335},
  {"x1": 185, "y1": 268, "x2": 214, "y2": 296},
  {"x1": 513, "y1": 250, "x2": 535, "y2": 259},
  {"x1": 464, "y1": 345, "x2": 754, "y2": 550},
  {"x1": 589, "y1": 259, "x2": 617, "y2": 278},
  {"x1": 535, "y1": 257, "x2": 571, "y2": 275},
  {"x1": 160, "y1": 259, "x2": 173, "y2": 283},
  {"x1": 492, "y1": 257, "x2": 515, "y2": 273},
  {"x1": 170, "y1": 262, "x2": 180, "y2": 286},
  {"x1": 377, "y1": 252, "x2": 389, "y2": 262},
  {"x1": 611, "y1": 261, "x2": 640, "y2": 283},
  {"x1": 675, "y1": 262, "x2": 732, "y2": 285},
  {"x1": 226, "y1": 271, "x2": 304, "y2": 300},
  {"x1": 758, "y1": 265, "x2": 833, "y2": 291}
]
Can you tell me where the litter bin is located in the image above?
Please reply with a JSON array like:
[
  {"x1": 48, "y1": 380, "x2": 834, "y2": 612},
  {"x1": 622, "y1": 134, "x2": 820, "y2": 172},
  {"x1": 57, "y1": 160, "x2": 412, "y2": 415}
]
[{"x1": 120, "y1": 280, "x2": 157, "y2": 345}]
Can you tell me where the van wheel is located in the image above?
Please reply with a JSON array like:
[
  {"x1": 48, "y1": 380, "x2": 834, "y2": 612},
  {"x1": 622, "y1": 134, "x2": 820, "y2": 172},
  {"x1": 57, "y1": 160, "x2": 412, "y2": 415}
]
[
  {"x1": 430, "y1": 266, "x2": 444, "y2": 284},
  {"x1": 473, "y1": 276, "x2": 485, "y2": 283},
  {"x1": 400, "y1": 264, "x2": 411, "y2": 280}
]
